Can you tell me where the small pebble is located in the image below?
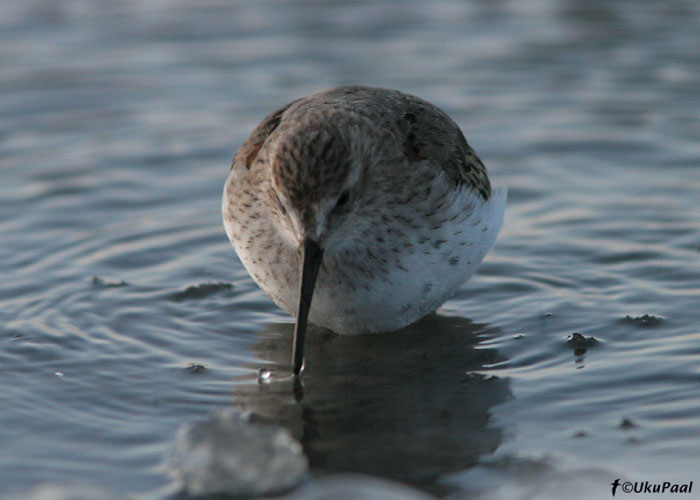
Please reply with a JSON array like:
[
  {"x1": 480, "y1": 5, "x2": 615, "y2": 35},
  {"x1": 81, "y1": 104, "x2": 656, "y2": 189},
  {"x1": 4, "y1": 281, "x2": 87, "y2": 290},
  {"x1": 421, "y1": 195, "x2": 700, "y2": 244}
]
[
  {"x1": 619, "y1": 417, "x2": 638, "y2": 430},
  {"x1": 91, "y1": 276, "x2": 127, "y2": 287},
  {"x1": 170, "y1": 282, "x2": 233, "y2": 301},
  {"x1": 185, "y1": 363, "x2": 207, "y2": 374}
]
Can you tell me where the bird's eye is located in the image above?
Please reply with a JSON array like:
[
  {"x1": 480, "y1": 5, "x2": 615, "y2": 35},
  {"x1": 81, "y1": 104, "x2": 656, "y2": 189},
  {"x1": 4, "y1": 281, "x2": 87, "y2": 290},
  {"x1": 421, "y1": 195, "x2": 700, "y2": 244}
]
[{"x1": 336, "y1": 190, "x2": 350, "y2": 209}]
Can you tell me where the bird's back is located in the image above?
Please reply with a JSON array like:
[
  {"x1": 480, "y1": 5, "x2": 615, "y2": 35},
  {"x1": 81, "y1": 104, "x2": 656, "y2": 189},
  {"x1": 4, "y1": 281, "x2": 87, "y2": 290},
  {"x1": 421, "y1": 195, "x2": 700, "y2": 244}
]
[{"x1": 279, "y1": 86, "x2": 493, "y2": 199}]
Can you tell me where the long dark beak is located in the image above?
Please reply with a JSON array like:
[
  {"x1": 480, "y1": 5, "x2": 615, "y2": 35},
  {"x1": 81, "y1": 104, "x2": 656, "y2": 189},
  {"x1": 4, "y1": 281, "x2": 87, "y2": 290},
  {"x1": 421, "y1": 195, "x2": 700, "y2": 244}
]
[{"x1": 292, "y1": 237, "x2": 324, "y2": 375}]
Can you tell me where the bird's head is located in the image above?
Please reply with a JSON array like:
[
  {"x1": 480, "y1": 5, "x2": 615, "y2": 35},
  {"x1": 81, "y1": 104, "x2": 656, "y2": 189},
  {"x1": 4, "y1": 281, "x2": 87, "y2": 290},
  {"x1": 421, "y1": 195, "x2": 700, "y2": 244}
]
[{"x1": 267, "y1": 113, "x2": 375, "y2": 374}]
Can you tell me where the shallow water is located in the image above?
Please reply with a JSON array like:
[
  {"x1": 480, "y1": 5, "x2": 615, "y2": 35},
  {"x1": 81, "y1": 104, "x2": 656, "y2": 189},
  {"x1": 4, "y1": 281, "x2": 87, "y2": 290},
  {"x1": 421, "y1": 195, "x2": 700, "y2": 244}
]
[{"x1": 1, "y1": 0, "x2": 699, "y2": 498}]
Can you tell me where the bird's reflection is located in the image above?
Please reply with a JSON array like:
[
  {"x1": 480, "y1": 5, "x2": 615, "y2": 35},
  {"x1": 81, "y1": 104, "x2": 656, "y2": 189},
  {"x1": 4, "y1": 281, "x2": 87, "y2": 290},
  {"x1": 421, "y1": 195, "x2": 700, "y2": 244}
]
[{"x1": 231, "y1": 314, "x2": 512, "y2": 493}]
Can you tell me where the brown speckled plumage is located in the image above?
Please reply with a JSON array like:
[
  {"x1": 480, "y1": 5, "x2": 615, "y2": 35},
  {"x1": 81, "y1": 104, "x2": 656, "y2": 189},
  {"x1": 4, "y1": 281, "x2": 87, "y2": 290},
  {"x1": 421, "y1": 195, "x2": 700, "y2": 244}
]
[
  {"x1": 235, "y1": 86, "x2": 491, "y2": 199},
  {"x1": 223, "y1": 85, "x2": 506, "y2": 335}
]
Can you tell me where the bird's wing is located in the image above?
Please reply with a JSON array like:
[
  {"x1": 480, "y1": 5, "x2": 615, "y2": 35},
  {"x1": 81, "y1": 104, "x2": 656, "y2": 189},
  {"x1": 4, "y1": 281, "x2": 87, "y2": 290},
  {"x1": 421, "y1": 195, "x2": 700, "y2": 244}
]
[
  {"x1": 393, "y1": 92, "x2": 492, "y2": 200},
  {"x1": 288, "y1": 85, "x2": 492, "y2": 199}
]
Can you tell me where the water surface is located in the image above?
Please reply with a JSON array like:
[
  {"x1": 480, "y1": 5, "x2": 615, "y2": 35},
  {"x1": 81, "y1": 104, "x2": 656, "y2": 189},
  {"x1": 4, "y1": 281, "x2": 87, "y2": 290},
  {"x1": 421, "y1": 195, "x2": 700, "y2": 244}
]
[{"x1": 1, "y1": 1, "x2": 699, "y2": 498}]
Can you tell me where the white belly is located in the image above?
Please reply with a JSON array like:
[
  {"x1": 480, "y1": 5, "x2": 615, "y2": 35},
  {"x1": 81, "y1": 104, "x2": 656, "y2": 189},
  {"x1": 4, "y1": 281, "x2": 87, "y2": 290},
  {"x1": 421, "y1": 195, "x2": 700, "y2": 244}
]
[{"x1": 224, "y1": 177, "x2": 507, "y2": 335}]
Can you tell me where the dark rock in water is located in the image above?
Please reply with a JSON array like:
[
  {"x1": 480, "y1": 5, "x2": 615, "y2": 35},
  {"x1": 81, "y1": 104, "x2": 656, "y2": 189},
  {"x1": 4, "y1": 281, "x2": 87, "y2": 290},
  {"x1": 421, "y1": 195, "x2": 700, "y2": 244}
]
[
  {"x1": 91, "y1": 276, "x2": 128, "y2": 288},
  {"x1": 618, "y1": 417, "x2": 638, "y2": 430},
  {"x1": 185, "y1": 363, "x2": 207, "y2": 374},
  {"x1": 169, "y1": 282, "x2": 233, "y2": 301},
  {"x1": 169, "y1": 408, "x2": 308, "y2": 498},
  {"x1": 566, "y1": 333, "x2": 600, "y2": 356},
  {"x1": 624, "y1": 314, "x2": 663, "y2": 327}
]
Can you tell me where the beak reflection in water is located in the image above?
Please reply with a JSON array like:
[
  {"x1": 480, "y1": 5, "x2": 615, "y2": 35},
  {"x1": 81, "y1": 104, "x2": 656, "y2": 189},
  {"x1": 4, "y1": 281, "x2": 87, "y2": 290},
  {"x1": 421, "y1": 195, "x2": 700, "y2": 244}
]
[{"x1": 292, "y1": 237, "x2": 324, "y2": 375}]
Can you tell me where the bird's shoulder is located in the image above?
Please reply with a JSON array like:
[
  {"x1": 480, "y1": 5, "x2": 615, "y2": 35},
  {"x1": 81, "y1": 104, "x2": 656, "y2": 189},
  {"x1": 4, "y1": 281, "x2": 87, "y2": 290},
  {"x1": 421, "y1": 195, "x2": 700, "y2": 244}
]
[
  {"x1": 379, "y1": 88, "x2": 492, "y2": 199},
  {"x1": 310, "y1": 86, "x2": 492, "y2": 199}
]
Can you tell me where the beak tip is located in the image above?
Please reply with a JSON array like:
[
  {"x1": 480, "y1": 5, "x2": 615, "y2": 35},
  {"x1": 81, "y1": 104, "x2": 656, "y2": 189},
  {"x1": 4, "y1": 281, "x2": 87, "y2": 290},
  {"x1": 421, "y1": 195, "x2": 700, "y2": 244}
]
[
  {"x1": 291, "y1": 237, "x2": 324, "y2": 375},
  {"x1": 293, "y1": 358, "x2": 305, "y2": 376}
]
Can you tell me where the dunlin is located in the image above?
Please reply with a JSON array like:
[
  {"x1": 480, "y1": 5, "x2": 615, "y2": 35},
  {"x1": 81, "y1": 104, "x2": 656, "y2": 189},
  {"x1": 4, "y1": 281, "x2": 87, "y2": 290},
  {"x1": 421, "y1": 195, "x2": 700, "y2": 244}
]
[{"x1": 223, "y1": 86, "x2": 506, "y2": 374}]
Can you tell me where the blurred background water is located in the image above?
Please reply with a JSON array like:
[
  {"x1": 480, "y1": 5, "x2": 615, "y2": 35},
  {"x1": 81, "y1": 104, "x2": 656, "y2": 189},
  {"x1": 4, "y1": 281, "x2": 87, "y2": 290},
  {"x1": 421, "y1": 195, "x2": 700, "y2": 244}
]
[{"x1": 1, "y1": 0, "x2": 699, "y2": 499}]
